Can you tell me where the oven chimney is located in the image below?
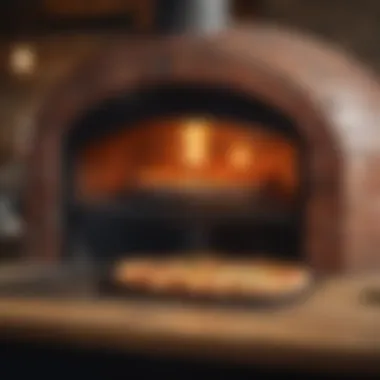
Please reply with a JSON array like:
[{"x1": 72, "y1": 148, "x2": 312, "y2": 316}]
[{"x1": 154, "y1": 0, "x2": 231, "y2": 35}]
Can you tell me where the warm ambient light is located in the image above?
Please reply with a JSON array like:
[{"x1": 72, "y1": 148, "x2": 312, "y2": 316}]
[
  {"x1": 181, "y1": 118, "x2": 210, "y2": 168},
  {"x1": 9, "y1": 44, "x2": 37, "y2": 76}
]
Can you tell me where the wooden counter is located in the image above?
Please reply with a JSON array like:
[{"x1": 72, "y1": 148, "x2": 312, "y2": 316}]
[{"x1": 0, "y1": 271, "x2": 379, "y2": 374}]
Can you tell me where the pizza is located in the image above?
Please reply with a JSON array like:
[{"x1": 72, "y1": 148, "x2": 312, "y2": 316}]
[{"x1": 113, "y1": 255, "x2": 312, "y2": 300}]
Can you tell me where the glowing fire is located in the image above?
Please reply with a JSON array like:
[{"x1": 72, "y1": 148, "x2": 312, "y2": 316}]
[
  {"x1": 228, "y1": 143, "x2": 253, "y2": 171},
  {"x1": 76, "y1": 117, "x2": 298, "y2": 201},
  {"x1": 181, "y1": 118, "x2": 210, "y2": 168}
]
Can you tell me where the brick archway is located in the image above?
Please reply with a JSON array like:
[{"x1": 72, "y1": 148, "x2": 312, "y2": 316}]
[{"x1": 25, "y1": 26, "x2": 380, "y2": 274}]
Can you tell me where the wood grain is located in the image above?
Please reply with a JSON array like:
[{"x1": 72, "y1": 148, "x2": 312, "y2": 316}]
[{"x1": 0, "y1": 274, "x2": 379, "y2": 374}]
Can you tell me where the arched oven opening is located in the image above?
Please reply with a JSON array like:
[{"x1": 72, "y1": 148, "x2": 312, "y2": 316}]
[{"x1": 63, "y1": 84, "x2": 308, "y2": 268}]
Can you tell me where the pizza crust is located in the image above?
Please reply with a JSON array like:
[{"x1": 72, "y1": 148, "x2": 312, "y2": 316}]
[{"x1": 112, "y1": 255, "x2": 312, "y2": 300}]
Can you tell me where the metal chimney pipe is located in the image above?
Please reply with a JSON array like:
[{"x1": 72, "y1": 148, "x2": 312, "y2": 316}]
[{"x1": 154, "y1": 0, "x2": 231, "y2": 35}]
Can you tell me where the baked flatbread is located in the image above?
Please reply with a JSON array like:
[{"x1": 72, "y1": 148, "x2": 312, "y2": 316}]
[{"x1": 113, "y1": 255, "x2": 312, "y2": 300}]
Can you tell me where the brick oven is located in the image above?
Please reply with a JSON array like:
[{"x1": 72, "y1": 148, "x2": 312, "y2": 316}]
[{"x1": 24, "y1": 0, "x2": 380, "y2": 293}]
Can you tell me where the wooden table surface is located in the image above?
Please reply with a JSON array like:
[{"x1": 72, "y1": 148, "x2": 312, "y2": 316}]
[{"x1": 0, "y1": 270, "x2": 379, "y2": 374}]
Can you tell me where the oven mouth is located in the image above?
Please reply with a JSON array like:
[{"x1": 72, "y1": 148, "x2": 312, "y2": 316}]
[{"x1": 62, "y1": 84, "x2": 308, "y2": 277}]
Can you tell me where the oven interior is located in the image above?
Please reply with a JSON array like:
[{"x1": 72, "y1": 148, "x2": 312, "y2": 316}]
[{"x1": 63, "y1": 85, "x2": 307, "y2": 267}]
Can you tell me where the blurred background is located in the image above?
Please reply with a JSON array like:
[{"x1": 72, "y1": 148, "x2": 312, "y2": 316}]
[{"x1": 0, "y1": 0, "x2": 379, "y2": 259}]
